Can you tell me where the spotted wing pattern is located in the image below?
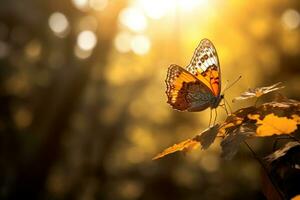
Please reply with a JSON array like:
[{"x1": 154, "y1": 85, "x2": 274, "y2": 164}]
[
  {"x1": 165, "y1": 64, "x2": 215, "y2": 112},
  {"x1": 186, "y1": 39, "x2": 221, "y2": 96}
]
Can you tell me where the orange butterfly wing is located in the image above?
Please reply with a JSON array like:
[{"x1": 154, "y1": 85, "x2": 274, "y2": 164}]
[
  {"x1": 186, "y1": 39, "x2": 221, "y2": 96},
  {"x1": 165, "y1": 65, "x2": 214, "y2": 111}
]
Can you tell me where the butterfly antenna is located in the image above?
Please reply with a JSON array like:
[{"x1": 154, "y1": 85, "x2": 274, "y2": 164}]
[{"x1": 222, "y1": 75, "x2": 242, "y2": 94}]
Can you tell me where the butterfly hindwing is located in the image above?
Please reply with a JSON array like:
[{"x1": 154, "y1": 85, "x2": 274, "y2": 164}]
[
  {"x1": 186, "y1": 39, "x2": 221, "y2": 96},
  {"x1": 165, "y1": 64, "x2": 215, "y2": 112}
]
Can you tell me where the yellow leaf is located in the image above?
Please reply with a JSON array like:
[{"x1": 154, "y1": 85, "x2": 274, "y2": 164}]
[
  {"x1": 219, "y1": 119, "x2": 243, "y2": 136},
  {"x1": 153, "y1": 125, "x2": 219, "y2": 160},
  {"x1": 248, "y1": 114, "x2": 260, "y2": 121},
  {"x1": 152, "y1": 139, "x2": 200, "y2": 160},
  {"x1": 248, "y1": 113, "x2": 298, "y2": 136},
  {"x1": 292, "y1": 114, "x2": 300, "y2": 123},
  {"x1": 218, "y1": 107, "x2": 256, "y2": 136},
  {"x1": 292, "y1": 195, "x2": 300, "y2": 200}
]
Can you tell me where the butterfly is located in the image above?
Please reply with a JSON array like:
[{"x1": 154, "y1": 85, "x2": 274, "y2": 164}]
[{"x1": 165, "y1": 39, "x2": 223, "y2": 113}]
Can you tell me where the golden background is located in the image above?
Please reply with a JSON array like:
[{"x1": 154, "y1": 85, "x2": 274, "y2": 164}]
[{"x1": 0, "y1": 0, "x2": 299, "y2": 199}]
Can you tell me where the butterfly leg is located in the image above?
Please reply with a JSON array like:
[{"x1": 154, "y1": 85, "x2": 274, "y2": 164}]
[
  {"x1": 222, "y1": 103, "x2": 229, "y2": 115},
  {"x1": 223, "y1": 97, "x2": 232, "y2": 114},
  {"x1": 218, "y1": 101, "x2": 228, "y2": 115},
  {"x1": 213, "y1": 108, "x2": 218, "y2": 125},
  {"x1": 222, "y1": 101, "x2": 229, "y2": 115},
  {"x1": 208, "y1": 108, "x2": 212, "y2": 127}
]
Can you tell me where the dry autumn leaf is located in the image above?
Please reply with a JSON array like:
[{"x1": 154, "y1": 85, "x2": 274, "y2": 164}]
[
  {"x1": 218, "y1": 106, "x2": 256, "y2": 136},
  {"x1": 250, "y1": 100, "x2": 300, "y2": 127},
  {"x1": 233, "y1": 82, "x2": 284, "y2": 102},
  {"x1": 263, "y1": 141, "x2": 300, "y2": 199},
  {"x1": 152, "y1": 125, "x2": 219, "y2": 160},
  {"x1": 258, "y1": 100, "x2": 300, "y2": 116},
  {"x1": 248, "y1": 113, "x2": 299, "y2": 137},
  {"x1": 217, "y1": 100, "x2": 299, "y2": 159},
  {"x1": 221, "y1": 123, "x2": 256, "y2": 160},
  {"x1": 293, "y1": 114, "x2": 300, "y2": 123},
  {"x1": 154, "y1": 92, "x2": 300, "y2": 161},
  {"x1": 292, "y1": 195, "x2": 300, "y2": 200},
  {"x1": 152, "y1": 139, "x2": 200, "y2": 160},
  {"x1": 265, "y1": 141, "x2": 300, "y2": 162},
  {"x1": 194, "y1": 124, "x2": 220, "y2": 150}
]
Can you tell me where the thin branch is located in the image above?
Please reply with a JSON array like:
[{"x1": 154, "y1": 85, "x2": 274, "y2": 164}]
[
  {"x1": 272, "y1": 136, "x2": 292, "y2": 151},
  {"x1": 288, "y1": 135, "x2": 300, "y2": 143},
  {"x1": 243, "y1": 141, "x2": 286, "y2": 200}
]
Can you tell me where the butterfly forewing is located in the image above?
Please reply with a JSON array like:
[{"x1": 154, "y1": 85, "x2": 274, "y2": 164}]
[
  {"x1": 165, "y1": 65, "x2": 214, "y2": 112},
  {"x1": 186, "y1": 39, "x2": 221, "y2": 96}
]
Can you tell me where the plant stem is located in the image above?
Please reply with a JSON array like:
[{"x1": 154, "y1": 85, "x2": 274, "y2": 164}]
[
  {"x1": 272, "y1": 136, "x2": 291, "y2": 151},
  {"x1": 288, "y1": 135, "x2": 300, "y2": 143},
  {"x1": 243, "y1": 141, "x2": 286, "y2": 200}
]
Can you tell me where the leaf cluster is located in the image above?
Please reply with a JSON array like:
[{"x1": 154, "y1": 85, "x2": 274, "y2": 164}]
[{"x1": 153, "y1": 83, "x2": 300, "y2": 160}]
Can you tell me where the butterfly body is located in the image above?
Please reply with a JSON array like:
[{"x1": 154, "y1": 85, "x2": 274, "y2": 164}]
[{"x1": 165, "y1": 39, "x2": 222, "y2": 112}]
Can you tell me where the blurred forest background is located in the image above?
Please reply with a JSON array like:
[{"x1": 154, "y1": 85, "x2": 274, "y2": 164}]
[{"x1": 0, "y1": 0, "x2": 299, "y2": 199}]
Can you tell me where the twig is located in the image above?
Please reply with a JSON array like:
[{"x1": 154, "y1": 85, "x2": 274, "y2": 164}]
[
  {"x1": 272, "y1": 136, "x2": 292, "y2": 151},
  {"x1": 243, "y1": 141, "x2": 286, "y2": 200},
  {"x1": 288, "y1": 135, "x2": 300, "y2": 143}
]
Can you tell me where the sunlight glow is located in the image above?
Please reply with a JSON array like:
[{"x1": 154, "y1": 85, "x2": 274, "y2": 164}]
[
  {"x1": 177, "y1": 0, "x2": 203, "y2": 11},
  {"x1": 77, "y1": 30, "x2": 97, "y2": 51},
  {"x1": 176, "y1": 0, "x2": 209, "y2": 11},
  {"x1": 71, "y1": 0, "x2": 89, "y2": 11},
  {"x1": 119, "y1": 7, "x2": 147, "y2": 32},
  {"x1": 25, "y1": 40, "x2": 42, "y2": 60},
  {"x1": 78, "y1": 15, "x2": 98, "y2": 32},
  {"x1": 74, "y1": 45, "x2": 93, "y2": 59},
  {"x1": 281, "y1": 9, "x2": 300, "y2": 30},
  {"x1": 114, "y1": 31, "x2": 132, "y2": 53},
  {"x1": 136, "y1": 0, "x2": 168, "y2": 19},
  {"x1": 133, "y1": 0, "x2": 209, "y2": 20},
  {"x1": 48, "y1": 12, "x2": 69, "y2": 37},
  {"x1": 89, "y1": 0, "x2": 108, "y2": 11},
  {"x1": 130, "y1": 35, "x2": 151, "y2": 55}
]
